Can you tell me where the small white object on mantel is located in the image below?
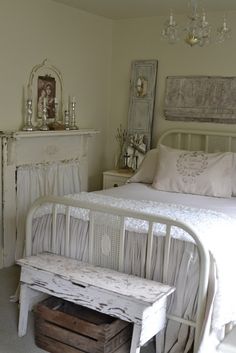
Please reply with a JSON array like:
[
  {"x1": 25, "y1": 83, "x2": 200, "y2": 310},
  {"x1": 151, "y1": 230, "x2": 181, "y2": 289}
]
[{"x1": 17, "y1": 253, "x2": 175, "y2": 353}]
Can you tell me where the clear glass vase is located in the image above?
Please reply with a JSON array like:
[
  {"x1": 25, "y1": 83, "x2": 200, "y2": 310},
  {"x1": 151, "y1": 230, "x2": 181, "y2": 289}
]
[{"x1": 116, "y1": 146, "x2": 126, "y2": 169}]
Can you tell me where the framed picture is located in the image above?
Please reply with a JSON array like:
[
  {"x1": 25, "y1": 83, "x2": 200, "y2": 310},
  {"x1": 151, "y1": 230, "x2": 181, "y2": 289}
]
[
  {"x1": 25, "y1": 59, "x2": 64, "y2": 129},
  {"x1": 37, "y1": 75, "x2": 56, "y2": 119},
  {"x1": 164, "y1": 76, "x2": 236, "y2": 123}
]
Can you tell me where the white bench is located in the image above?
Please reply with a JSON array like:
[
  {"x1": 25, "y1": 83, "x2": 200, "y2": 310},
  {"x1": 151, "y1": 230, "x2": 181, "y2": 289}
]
[{"x1": 17, "y1": 252, "x2": 175, "y2": 353}]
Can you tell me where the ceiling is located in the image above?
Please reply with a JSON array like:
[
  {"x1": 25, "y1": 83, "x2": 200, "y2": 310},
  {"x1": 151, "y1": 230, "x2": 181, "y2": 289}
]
[{"x1": 51, "y1": 0, "x2": 236, "y2": 19}]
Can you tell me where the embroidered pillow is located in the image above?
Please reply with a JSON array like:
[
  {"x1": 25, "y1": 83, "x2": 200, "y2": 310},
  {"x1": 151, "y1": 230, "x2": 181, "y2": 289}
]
[
  {"x1": 127, "y1": 148, "x2": 159, "y2": 184},
  {"x1": 152, "y1": 144, "x2": 233, "y2": 198}
]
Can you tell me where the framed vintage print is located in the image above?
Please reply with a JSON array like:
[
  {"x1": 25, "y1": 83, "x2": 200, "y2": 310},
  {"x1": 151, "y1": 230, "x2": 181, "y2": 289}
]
[
  {"x1": 164, "y1": 76, "x2": 236, "y2": 123},
  {"x1": 25, "y1": 59, "x2": 64, "y2": 128},
  {"x1": 37, "y1": 75, "x2": 56, "y2": 120}
]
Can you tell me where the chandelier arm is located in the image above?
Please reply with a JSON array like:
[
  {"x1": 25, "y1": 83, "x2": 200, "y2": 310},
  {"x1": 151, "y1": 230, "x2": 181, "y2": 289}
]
[{"x1": 161, "y1": 1, "x2": 231, "y2": 47}]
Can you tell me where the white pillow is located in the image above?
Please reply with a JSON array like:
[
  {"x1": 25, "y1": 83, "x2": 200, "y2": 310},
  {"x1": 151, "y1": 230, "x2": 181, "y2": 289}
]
[
  {"x1": 127, "y1": 148, "x2": 159, "y2": 184},
  {"x1": 152, "y1": 144, "x2": 233, "y2": 198}
]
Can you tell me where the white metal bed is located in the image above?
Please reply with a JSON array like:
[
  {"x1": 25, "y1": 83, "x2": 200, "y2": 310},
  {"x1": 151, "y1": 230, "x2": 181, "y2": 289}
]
[
  {"x1": 20, "y1": 129, "x2": 236, "y2": 353},
  {"x1": 158, "y1": 128, "x2": 236, "y2": 151}
]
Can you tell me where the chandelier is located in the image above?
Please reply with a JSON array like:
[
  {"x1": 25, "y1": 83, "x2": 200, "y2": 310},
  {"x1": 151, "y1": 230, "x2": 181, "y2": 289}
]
[{"x1": 161, "y1": 0, "x2": 231, "y2": 47}]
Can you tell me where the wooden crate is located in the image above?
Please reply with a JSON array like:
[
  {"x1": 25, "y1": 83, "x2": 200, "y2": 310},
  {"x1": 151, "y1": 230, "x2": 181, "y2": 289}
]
[{"x1": 34, "y1": 296, "x2": 132, "y2": 353}]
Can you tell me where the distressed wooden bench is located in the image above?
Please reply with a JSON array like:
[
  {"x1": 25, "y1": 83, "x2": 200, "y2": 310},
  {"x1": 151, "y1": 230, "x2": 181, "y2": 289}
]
[{"x1": 17, "y1": 252, "x2": 175, "y2": 353}]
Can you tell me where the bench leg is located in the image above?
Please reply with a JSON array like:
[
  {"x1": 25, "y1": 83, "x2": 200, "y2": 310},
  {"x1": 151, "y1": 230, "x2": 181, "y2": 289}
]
[
  {"x1": 18, "y1": 283, "x2": 31, "y2": 337},
  {"x1": 130, "y1": 324, "x2": 142, "y2": 353}
]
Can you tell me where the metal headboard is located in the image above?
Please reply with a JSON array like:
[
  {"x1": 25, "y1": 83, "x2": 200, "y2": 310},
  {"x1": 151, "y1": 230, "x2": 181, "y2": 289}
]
[{"x1": 158, "y1": 128, "x2": 236, "y2": 152}]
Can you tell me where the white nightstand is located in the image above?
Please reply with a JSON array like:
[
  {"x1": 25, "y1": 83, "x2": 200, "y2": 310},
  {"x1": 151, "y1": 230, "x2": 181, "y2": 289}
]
[{"x1": 103, "y1": 169, "x2": 134, "y2": 189}]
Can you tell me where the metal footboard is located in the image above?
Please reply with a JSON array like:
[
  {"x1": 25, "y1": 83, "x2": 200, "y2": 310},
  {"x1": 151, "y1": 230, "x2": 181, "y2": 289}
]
[{"x1": 24, "y1": 195, "x2": 210, "y2": 353}]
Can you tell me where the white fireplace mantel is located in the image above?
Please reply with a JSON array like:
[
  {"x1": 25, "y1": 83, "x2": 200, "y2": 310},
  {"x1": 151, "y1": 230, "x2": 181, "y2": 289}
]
[
  {"x1": 0, "y1": 129, "x2": 99, "y2": 268},
  {"x1": 13, "y1": 129, "x2": 98, "y2": 139}
]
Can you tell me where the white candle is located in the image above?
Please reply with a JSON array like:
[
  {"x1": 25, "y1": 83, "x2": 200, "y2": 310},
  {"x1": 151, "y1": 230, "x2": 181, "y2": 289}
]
[
  {"x1": 27, "y1": 85, "x2": 32, "y2": 100},
  {"x1": 43, "y1": 97, "x2": 47, "y2": 108},
  {"x1": 54, "y1": 97, "x2": 58, "y2": 104},
  {"x1": 72, "y1": 96, "x2": 76, "y2": 103}
]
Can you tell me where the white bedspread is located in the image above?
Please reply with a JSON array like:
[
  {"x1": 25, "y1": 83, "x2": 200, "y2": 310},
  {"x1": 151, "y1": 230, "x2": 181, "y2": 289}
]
[
  {"x1": 98, "y1": 182, "x2": 236, "y2": 218},
  {"x1": 35, "y1": 191, "x2": 234, "y2": 242},
  {"x1": 98, "y1": 184, "x2": 236, "y2": 331}
]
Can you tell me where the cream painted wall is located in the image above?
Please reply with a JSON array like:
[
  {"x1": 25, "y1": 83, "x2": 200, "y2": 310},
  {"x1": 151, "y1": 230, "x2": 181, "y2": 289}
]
[
  {"x1": 2, "y1": 1, "x2": 236, "y2": 188},
  {"x1": 107, "y1": 11, "x2": 236, "y2": 169},
  {"x1": 0, "y1": 0, "x2": 112, "y2": 190}
]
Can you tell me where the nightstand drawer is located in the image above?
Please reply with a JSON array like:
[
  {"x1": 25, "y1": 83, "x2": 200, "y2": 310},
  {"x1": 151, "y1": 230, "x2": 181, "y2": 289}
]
[
  {"x1": 103, "y1": 175, "x2": 127, "y2": 189},
  {"x1": 103, "y1": 170, "x2": 134, "y2": 190}
]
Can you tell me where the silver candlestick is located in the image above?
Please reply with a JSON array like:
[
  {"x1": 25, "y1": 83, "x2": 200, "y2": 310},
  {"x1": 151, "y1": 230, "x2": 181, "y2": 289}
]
[
  {"x1": 22, "y1": 99, "x2": 36, "y2": 131},
  {"x1": 64, "y1": 110, "x2": 70, "y2": 130},
  {"x1": 69, "y1": 100, "x2": 78, "y2": 130},
  {"x1": 39, "y1": 101, "x2": 49, "y2": 131},
  {"x1": 54, "y1": 99, "x2": 59, "y2": 123}
]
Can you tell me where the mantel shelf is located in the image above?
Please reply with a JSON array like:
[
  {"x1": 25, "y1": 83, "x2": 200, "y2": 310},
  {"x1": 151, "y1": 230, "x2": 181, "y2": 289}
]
[{"x1": 12, "y1": 129, "x2": 99, "y2": 140}]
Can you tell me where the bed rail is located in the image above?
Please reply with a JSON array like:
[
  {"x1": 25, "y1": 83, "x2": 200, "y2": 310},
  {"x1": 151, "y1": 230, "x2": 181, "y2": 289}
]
[
  {"x1": 158, "y1": 128, "x2": 236, "y2": 152},
  {"x1": 24, "y1": 195, "x2": 210, "y2": 353}
]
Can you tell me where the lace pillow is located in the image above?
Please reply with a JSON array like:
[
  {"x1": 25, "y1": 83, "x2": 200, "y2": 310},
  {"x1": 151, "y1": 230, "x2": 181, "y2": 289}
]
[
  {"x1": 127, "y1": 148, "x2": 159, "y2": 184},
  {"x1": 152, "y1": 144, "x2": 233, "y2": 198}
]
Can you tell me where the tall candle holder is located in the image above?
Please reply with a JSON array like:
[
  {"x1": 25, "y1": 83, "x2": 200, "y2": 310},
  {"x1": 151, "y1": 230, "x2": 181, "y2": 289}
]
[
  {"x1": 22, "y1": 99, "x2": 36, "y2": 131},
  {"x1": 39, "y1": 100, "x2": 49, "y2": 131},
  {"x1": 69, "y1": 100, "x2": 78, "y2": 130},
  {"x1": 54, "y1": 98, "x2": 59, "y2": 123},
  {"x1": 64, "y1": 110, "x2": 70, "y2": 130}
]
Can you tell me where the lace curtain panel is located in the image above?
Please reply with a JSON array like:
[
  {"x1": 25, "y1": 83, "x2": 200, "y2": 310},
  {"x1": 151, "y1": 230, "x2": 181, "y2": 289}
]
[{"x1": 15, "y1": 161, "x2": 81, "y2": 259}]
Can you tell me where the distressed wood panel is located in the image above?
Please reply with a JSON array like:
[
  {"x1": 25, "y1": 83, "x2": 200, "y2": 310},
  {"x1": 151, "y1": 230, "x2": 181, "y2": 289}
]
[
  {"x1": 2, "y1": 136, "x2": 16, "y2": 267},
  {"x1": 34, "y1": 297, "x2": 133, "y2": 353},
  {"x1": 164, "y1": 76, "x2": 236, "y2": 123},
  {"x1": 128, "y1": 60, "x2": 158, "y2": 150},
  {"x1": 36, "y1": 318, "x2": 131, "y2": 353},
  {"x1": 35, "y1": 297, "x2": 130, "y2": 341},
  {"x1": 10, "y1": 131, "x2": 95, "y2": 166},
  {"x1": 18, "y1": 253, "x2": 173, "y2": 306},
  {"x1": 35, "y1": 334, "x2": 131, "y2": 353}
]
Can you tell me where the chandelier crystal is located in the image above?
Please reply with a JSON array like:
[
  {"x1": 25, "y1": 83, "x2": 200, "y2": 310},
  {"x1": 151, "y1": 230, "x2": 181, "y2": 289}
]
[{"x1": 161, "y1": 0, "x2": 231, "y2": 47}]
